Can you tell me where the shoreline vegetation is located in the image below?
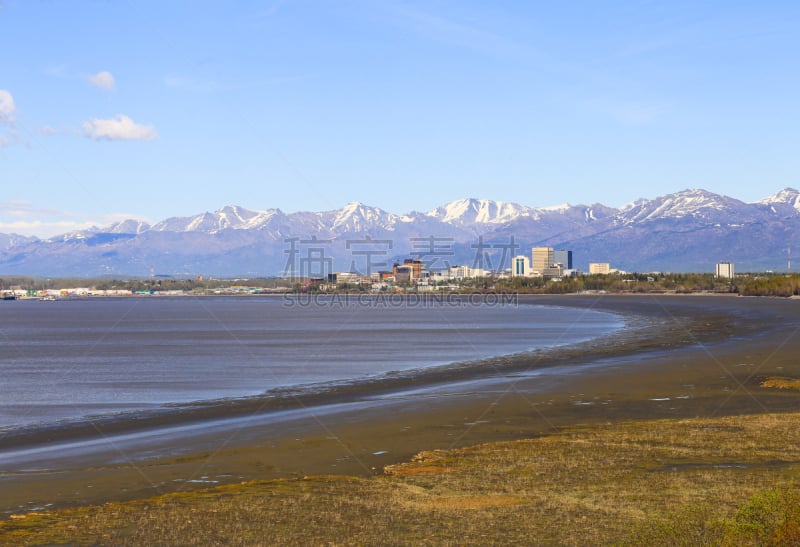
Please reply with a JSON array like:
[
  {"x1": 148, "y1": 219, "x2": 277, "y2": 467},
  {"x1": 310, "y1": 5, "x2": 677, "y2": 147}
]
[
  {"x1": 3, "y1": 271, "x2": 800, "y2": 298},
  {"x1": 2, "y1": 411, "x2": 799, "y2": 545},
  {"x1": 1, "y1": 294, "x2": 799, "y2": 543}
]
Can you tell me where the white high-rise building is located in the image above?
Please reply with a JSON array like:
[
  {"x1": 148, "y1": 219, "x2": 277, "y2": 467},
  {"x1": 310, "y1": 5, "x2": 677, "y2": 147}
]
[
  {"x1": 716, "y1": 262, "x2": 734, "y2": 279},
  {"x1": 512, "y1": 255, "x2": 530, "y2": 277}
]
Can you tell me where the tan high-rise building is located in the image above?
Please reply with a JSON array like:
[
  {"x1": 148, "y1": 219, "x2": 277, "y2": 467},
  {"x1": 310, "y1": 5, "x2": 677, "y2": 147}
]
[
  {"x1": 589, "y1": 262, "x2": 611, "y2": 274},
  {"x1": 531, "y1": 247, "x2": 554, "y2": 274}
]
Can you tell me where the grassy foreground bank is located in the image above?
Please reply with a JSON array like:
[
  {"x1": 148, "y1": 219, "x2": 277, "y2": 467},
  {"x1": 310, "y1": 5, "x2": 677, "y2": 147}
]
[{"x1": 2, "y1": 410, "x2": 799, "y2": 545}]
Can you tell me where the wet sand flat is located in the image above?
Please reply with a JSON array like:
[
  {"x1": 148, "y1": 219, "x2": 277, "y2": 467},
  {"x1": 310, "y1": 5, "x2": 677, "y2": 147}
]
[{"x1": 1, "y1": 294, "x2": 799, "y2": 515}]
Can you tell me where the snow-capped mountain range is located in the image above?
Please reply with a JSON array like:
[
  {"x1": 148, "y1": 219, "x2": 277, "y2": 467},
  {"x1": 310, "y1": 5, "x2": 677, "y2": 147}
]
[{"x1": 2, "y1": 188, "x2": 800, "y2": 276}]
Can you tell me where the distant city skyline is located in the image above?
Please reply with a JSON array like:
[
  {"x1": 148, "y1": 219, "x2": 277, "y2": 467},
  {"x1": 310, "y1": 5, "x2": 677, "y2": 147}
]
[{"x1": 1, "y1": 1, "x2": 799, "y2": 237}]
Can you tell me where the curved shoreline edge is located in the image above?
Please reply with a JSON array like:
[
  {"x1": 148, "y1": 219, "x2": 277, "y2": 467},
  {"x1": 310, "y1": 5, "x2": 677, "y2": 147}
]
[{"x1": 0, "y1": 295, "x2": 725, "y2": 450}]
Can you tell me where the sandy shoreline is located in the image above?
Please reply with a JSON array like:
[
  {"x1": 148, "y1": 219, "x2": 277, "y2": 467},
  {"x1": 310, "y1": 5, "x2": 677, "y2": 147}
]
[{"x1": 2, "y1": 294, "x2": 799, "y2": 515}]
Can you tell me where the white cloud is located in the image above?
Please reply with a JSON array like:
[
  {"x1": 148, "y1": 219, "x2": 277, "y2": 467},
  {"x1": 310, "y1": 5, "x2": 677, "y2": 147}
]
[
  {"x1": 0, "y1": 219, "x2": 96, "y2": 237},
  {"x1": 0, "y1": 89, "x2": 15, "y2": 124},
  {"x1": 88, "y1": 71, "x2": 116, "y2": 90},
  {"x1": 0, "y1": 201, "x2": 74, "y2": 221},
  {"x1": 82, "y1": 114, "x2": 158, "y2": 141},
  {"x1": 0, "y1": 201, "x2": 151, "y2": 238}
]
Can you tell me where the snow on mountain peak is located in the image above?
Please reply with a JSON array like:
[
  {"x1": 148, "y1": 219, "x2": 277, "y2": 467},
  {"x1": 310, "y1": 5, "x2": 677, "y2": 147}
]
[
  {"x1": 757, "y1": 188, "x2": 800, "y2": 210},
  {"x1": 106, "y1": 219, "x2": 152, "y2": 234},
  {"x1": 150, "y1": 205, "x2": 283, "y2": 233},
  {"x1": 84, "y1": 188, "x2": 798, "y2": 241},
  {"x1": 540, "y1": 203, "x2": 571, "y2": 213},
  {"x1": 426, "y1": 198, "x2": 476, "y2": 223},
  {"x1": 427, "y1": 198, "x2": 537, "y2": 225},
  {"x1": 216, "y1": 204, "x2": 256, "y2": 225},
  {"x1": 618, "y1": 188, "x2": 745, "y2": 224},
  {"x1": 329, "y1": 202, "x2": 399, "y2": 232}
]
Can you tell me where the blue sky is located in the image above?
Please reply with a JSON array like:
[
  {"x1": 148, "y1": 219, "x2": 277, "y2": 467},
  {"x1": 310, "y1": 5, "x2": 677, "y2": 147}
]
[{"x1": 1, "y1": 0, "x2": 799, "y2": 236}]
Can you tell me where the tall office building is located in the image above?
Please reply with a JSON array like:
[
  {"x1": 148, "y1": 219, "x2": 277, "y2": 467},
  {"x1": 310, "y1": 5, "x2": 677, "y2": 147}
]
[
  {"x1": 553, "y1": 249, "x2": 573, "y2": 269},
  {"x1": 589, "y1": 262, "x2": 611, "y2": 274},
  {"x1": 716, "y1": 261, "x2": 734, "y2": 279},
  {"x1": 512, "y1": 255, "x2": 530, "y2": 277},
  {"x1": 531, "y1": 247, "x2": 554, "y2": 273}
]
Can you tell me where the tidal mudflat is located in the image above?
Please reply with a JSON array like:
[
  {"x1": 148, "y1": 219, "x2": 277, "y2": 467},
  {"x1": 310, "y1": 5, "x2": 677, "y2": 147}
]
[{"x1": 1, "y1": 295, "x2": 799, "y2": 526}]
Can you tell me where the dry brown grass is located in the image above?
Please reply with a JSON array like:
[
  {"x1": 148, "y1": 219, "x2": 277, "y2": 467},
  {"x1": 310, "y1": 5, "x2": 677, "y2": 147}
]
[
  {"x1": 2, "y1": 412, "x2": 799, "y2": 545},
  {"x1": 415, "y1": 494, "x2": 524, "y2": 511},
  {"x1": 384, "y1": 462, "x2": 453, "y2": 476},
  {"x1": 761, "y1": 376, "x2": 800, "y2": 390}
]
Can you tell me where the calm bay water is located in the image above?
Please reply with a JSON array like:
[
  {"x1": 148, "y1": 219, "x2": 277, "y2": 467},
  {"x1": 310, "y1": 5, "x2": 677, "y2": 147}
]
[{"x1": 0, "y1": 296, "x2": 622, "y2": 429}]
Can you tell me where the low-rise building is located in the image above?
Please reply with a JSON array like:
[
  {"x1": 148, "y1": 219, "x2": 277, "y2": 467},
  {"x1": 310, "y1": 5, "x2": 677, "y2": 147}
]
[
  {"x1": 393, "y1": 259, "x2": 423, "y2": 281},
  {"x1": 542, "y1": 265, "x2": 564, "y2": 277},
  {"x1": 448, "y1": 265, "x2": 487, "y2": 279},
  {"x1": 327, "y1": 272, "x2": 362, "y2": 285},
  {"x1": 394, "y1": 265, "x2": 414, "y2": 284}
]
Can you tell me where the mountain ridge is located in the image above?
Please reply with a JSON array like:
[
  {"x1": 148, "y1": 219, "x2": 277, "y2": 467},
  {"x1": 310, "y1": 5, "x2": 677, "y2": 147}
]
[{"x1": 1, "y1": 188, "x2": 798, "y2": 276}]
